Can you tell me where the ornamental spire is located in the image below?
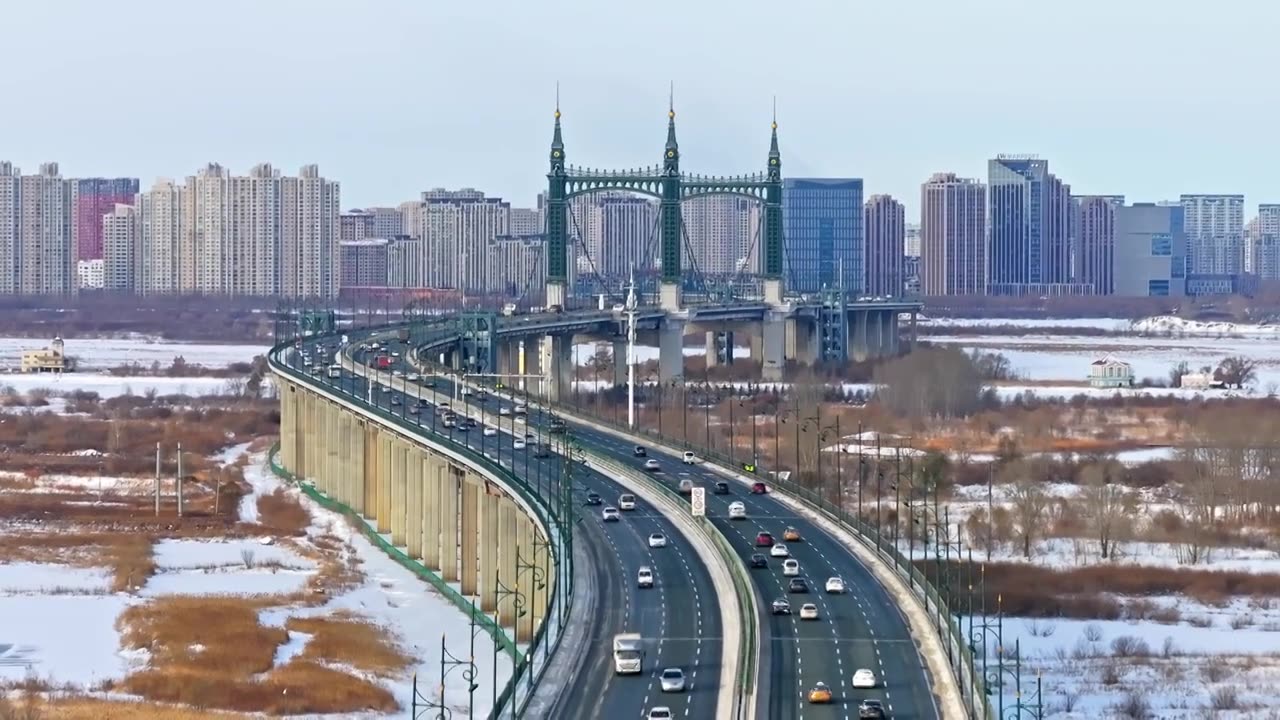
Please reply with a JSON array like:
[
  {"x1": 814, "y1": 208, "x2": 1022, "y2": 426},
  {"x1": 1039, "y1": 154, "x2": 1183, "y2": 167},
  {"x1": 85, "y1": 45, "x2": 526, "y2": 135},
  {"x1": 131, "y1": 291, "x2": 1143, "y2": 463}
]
[{"x1": 767, "y1": 96, "x2": 781, "y2": 180}]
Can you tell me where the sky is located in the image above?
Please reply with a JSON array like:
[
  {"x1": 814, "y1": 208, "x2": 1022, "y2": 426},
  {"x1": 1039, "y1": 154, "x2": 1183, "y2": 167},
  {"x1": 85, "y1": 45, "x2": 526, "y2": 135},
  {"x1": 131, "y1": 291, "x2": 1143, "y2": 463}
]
[{"x1": 2, "y1": 0, "x2": 1278, "y2": 219}]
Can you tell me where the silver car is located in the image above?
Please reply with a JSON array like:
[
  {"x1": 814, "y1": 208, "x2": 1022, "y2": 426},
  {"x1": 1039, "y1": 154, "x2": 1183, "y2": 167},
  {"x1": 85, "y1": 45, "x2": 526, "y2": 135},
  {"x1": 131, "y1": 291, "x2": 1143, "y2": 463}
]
[{"x1": 659, "y1": 667, "x2": 685, "y2": 692}]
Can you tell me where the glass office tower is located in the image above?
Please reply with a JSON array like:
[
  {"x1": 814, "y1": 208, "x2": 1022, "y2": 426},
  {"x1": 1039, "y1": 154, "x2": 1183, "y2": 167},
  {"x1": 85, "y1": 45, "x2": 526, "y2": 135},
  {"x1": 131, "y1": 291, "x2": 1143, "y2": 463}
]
[{"x1": 782, "y1": 178, "x2": 863, "y2": 294}]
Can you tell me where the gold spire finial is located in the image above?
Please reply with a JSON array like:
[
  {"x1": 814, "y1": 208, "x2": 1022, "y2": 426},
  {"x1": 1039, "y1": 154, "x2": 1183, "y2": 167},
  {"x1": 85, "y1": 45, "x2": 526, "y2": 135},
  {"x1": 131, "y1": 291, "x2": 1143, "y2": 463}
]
[
  {"x1": 668, "y1": 81, "x2": 675, "y2": 120},
  {"x1": 555, "y1": 81, "x2": 561, "y2": 119},
  {"x1": 772, "y1": 95, "x2": 777, "y2": 130}
]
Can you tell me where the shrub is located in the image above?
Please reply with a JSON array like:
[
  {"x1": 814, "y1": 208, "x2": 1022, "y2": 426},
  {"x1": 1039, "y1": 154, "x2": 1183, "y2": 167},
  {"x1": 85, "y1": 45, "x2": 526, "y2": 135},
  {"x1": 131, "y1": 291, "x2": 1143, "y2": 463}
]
[
  {"x1": 1210, "y1": 686, "x2": 1240, "y2": 711},
  {"x1": 1110, "y1": 635, "x2": 1150, "y2": 658},
  {"x1": 1202, "y1": 663, "x2": 1228, "y2": 683},
  {"x1": 1099, "y1": 660, "x2": 1123, "y2": 685},
  {"x1": 1115, "y1": 690, "x2": 1152, "y2": 720},
  {"x1": 1230, "y1": 613, "x2": 1255, "y2": 630},
  {"x1": 1084, "y1": 623, "x2": 1104, "y2": 642}
]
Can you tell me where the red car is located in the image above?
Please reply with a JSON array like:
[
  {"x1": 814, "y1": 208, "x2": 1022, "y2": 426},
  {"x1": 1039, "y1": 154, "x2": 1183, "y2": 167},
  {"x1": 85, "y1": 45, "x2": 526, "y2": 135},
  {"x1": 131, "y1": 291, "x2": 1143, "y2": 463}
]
[
  {"x1": 751, "y1": 482, "x2": 769, "y2": 495},
  {"x1": 755, "y1": 532, "x2": 774, "y2": 547}
]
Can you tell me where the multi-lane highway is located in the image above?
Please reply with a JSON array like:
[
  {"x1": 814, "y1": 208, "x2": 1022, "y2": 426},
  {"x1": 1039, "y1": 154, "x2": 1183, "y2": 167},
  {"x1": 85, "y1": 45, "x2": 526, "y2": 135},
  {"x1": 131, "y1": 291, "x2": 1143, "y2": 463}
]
[
  {"x1": 287, "y1": 338, "x2": 724, "y2": 720},
  {"x1": 382, "y1": 333, "x2": 941, "y2": 720}
]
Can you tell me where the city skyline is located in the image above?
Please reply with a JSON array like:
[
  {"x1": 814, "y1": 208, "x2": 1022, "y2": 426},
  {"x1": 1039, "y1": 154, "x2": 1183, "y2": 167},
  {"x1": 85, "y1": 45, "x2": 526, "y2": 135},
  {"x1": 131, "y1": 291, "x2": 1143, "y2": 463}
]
[{"x1": 3, "y1": 0, "x2": 1278, "y2": 220}]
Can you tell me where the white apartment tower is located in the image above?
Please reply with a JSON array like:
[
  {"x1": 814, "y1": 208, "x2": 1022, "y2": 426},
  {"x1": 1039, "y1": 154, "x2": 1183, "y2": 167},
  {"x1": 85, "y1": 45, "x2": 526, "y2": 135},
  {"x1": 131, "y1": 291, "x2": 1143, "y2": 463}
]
[
  {"x1": 280, "y1": 165, "x2": 340, "y2": 299},
  {"x1": 1181, "y1": 194, "x2": 1245, "y2": 275},
  {"x1": 682, "y1": 195, "x2": 760, "y2": 276},
  {"x1": 418, "y1": 189, "x2": 509, "y2": 293},
  {"x1": 137, "y1": 179, "x2": 184, "y2": 295},
  {"x1": 18, "y1": 163, "x2": 74, "y2": 295},
  {"x1": 0, "y1": 163, "x2": 17, "y2": 294},
  {"x1": 102, "y1": 204, "x2": 138, "y2": 292},
  {"x1": 590, "y1": 194, "x2": 657, "y2": 281}
]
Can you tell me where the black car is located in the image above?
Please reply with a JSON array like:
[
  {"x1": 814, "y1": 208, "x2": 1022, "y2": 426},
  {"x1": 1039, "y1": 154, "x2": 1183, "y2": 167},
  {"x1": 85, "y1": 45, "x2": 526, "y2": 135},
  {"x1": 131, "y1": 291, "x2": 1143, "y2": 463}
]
[
  {"x1": 749, "y1": 553, "x2": 768, "y2": 569},
  {"x1": 713, "y1": 481, "x2": 730, "y2": 495},
  {"x1": 858, "y1": 699, "x2": 886, "y2": 719},
  {"x1": 788, "y1": 578, "x2": 809, "y2": 594},
  {"x1": 463, "y1": 417, "x2": 478, "y2": 428},
  {"x1": 633, "y1": 446, "x2": 647, "y2": 457},
  {"x1": 585, "y1": 492, "x2": 602, "y2": 506},
  {"x1": 548, "y1": 419, "x2": 567, "y2": 434}
]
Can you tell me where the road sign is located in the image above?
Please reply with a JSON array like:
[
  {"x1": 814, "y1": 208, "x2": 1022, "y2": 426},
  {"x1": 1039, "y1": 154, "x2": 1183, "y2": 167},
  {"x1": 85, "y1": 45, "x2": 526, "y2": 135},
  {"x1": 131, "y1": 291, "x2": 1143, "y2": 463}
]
[
  {"x1": 743, "y1": 463, "x2": 756, "y2": 473},
  {"x1": 691, "y1": 487, "x2": 706, "y2": 517}
]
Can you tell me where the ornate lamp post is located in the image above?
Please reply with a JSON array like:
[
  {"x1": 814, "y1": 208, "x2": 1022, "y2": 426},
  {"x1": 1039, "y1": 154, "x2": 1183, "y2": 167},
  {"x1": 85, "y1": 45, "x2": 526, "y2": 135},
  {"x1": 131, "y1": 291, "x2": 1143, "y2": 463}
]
[
  {"x1": 410, "y1": 605, "x2": 482, "y2": 719},
  {"x1": 493, "y1": 572, "x2": 527, "y2": 718}
]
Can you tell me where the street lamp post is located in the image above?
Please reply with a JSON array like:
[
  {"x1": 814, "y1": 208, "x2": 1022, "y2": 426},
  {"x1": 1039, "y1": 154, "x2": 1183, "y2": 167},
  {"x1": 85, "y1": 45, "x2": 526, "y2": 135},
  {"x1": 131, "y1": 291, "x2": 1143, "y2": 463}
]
[
  {"x1": 493, "y1": 572, "x2": 527, "y2": 718},
  {"x1": 410, "y1": 607, "x2": 481, "y2": 720}
]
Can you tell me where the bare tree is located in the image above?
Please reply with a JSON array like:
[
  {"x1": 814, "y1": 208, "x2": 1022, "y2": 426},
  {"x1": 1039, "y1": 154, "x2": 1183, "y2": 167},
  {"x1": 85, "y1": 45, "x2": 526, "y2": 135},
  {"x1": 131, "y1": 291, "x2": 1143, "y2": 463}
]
[
  {"x1": 1005, "y1": 460, "x2": 1050, "y2": 558},
  {"x1": 1215, "y1": 356, "x2": 1258, "y2": 389},
  {"x1": 1168, "y1": 360, "x2": 1190, "y2": 388},
  {"x1": 1080, "y1": 460, "x2": 1129, "y2": 560},
  {"x1": 874, "y1": 347, "x2": 983, "y2": 419}
]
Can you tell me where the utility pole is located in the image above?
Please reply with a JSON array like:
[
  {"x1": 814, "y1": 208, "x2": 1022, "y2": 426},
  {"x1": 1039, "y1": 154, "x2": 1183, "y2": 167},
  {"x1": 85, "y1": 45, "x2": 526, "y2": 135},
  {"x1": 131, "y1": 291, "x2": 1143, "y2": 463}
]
[
  {"x1": 154, "y1": 442, "x2": 161, "y2": 516},
  {"x1": 626, "y1": 263, "x2": 637, "y2": 429},
  {"x1": 176, "y1": 443, "x2": 184, "y2": 518}
]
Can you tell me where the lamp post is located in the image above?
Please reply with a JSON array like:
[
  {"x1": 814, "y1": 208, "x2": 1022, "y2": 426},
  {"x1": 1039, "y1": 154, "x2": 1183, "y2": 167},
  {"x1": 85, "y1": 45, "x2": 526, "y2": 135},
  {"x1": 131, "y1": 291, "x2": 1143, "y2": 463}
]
[
  {"x1": 493, "y1": 572, "x2": 527, "y2": 718},
  {"x1": 515, "y1": 542, "x2": 548, "y2": 691},
  {"x1": 410, "y1": 606, "x2": 482, "y2": 719}
]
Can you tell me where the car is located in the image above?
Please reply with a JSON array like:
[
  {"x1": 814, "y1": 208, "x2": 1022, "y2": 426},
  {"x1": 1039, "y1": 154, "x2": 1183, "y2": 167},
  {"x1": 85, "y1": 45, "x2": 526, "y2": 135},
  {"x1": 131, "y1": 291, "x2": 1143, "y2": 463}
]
[
  {"x1": 647, "y1": 708, "x2": 673, "y2": 720},
  {"x1": 800, "y1": 603, "x2": 819, "y2": 620},
  {"x1": 618, "y1": 494, "x2": 636, "y2": 510},
  {"x1": 514, "y1": 415, "x2": 526, "y2": 424},
  {"x1": 390, "y1": 396, "x2": 402, "y2": 406},
  {"x1": 659, "y1": 667, "x2": 685, "y2": 692},
  {"x1": 423, "y1": 378, "x2": 436, "y2": 388},
  {"x1": 438, "y1": 401, "x2": 450, "y2": 410},
  {"x1": 858, "y1": 699, "x2": 886, "y2": 719},
  {"x1": 852, "y1": 668, "x2": 877, "y2": 689},
  {"x1": 513, "y1": 439, "x2": 526, "y2": 450},
  {"x1": 391, "y1": 351, "x2": 401, "y2": 358},
  {"x1": 393, "y1": 370, "x2": 405, "y2": 378},
  {"x1": 462, "y1": 417, "x2": 477, "y2": 428},
  {"x1": 788, "y1": 577, "x2": 810, "y2": 593},
  {"x1": 483, "y1": 426, "x2": 497, "y2": 436},
  {"x1": 548, "y1": 419, "x2": 567, "y2": 434},
  {"x1": 782, "y1": 558, "x2": 800, "y2": 576},
  {"x1": 648, "y1": 533, "x2": 667, "y2": 548},
  {"x1": 770, "y1": 598, "x2": 791, "y2": 615},
  {"x1": 524, "y1": 432, "x2": 536, "y2": 441},
  {"x1": 770, "y1": 543, "x2": 789, "y2": 558},
  {"x1": 633, "y1": 445, "x2": 647, "y2": 457},
  {"x1": 728, "y1": 501, "x2": 746, "y2": 520},
  {"x1": 442, "y1": 418, "x2": 457, "y2": 428},
  {"x1": 825, "y1": 577, "x2": 846, "y2": 594},
  {"x1": 455, "y1": 422, "x2": 470, "y2": 433},
  {"x1": 677, "y1": 479, "x2": 694, "y2": 494},
  {"x1": 644, "y1": 459, "x2": 661, "y2": 472},
  {"x1": 461, "y1": 387, "x2": 472, "y2": 396},
  {"x1": 682, "y1": 451, "x2": 697, "y2": 464},
  {"x1": 474, "y1": 391, "x2": 488, "y2": 401},
  {"x1": 783, "y1": 526, "x2": 802, "y2": 542},
  {"x1": 408, "y1": 404, "x2": 421, "y2": 415},
  {"x1": 380, "y1": 384, "x2": 391, "y2": 393},
  {"x1": 750, "y1": 482, "x2": 768, "y2": 494},
  {"x1": 585, "y1": 492, "x2": 602, "y2": 506},
  {"x1": 807, "y1": 682, "x2": 833, "y2": 704},
  {"x1": 713, "y1": 481, "x2": 730, "y2": 495},
  {"x1": 407, "y1": 373, "x2": 420, "y2": 381},
  {"x1": 637, "y1": 566, "x2": 654, "y2": 588},
  {"x1": 601, "y1": 507, "x2": 620, "y2": 522},
  {"x1": 754, "y1": 532, "x2": 774, "y2": 547},
  {"x1": 498, "y1": 407, "x2": 512, "y2": 416},
  {"x1": 749, "y1": 553, "x2": 768, "y2": 569}
]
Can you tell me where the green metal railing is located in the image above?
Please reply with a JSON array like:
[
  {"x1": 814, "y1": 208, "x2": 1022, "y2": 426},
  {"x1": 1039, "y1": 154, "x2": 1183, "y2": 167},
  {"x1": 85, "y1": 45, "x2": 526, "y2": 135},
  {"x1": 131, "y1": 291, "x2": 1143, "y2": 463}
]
[{"x1": 268, "y1": 331, "x2": 571, "y2": 719}]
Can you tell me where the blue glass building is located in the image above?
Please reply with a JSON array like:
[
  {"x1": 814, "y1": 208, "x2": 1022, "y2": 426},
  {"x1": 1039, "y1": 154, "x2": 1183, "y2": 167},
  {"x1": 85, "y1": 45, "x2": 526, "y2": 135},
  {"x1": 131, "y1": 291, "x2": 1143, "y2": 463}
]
[{"x1": 782, "y1": 178, "x2": 863, "y2": 294}]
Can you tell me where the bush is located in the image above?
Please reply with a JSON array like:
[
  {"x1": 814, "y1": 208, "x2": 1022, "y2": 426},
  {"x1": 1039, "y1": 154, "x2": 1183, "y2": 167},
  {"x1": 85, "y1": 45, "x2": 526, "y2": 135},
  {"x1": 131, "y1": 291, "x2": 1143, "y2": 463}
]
[
  {"x1": 1202, "y1": 663, "x2": 1229, "y2": 682},
  {"x1": 1210, "y1": 686, "x2": 1240, "y2": 710},
  {"x1": 1115, "y1": 690, "x2": 1152, "y2": 720},
  {"x1": 1110, "y1": 635, "x2": 1150, "y2": 658},
  {"x1": 1099, "y1": 660, "x2": 1123, "y2": 685}
]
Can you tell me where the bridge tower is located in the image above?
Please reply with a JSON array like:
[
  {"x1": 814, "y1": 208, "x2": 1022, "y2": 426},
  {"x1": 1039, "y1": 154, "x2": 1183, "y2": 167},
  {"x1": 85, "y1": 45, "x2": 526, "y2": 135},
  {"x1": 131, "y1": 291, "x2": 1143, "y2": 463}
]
[{"x1": 543, "y1": 97, "x2": 786, "y2": 311}]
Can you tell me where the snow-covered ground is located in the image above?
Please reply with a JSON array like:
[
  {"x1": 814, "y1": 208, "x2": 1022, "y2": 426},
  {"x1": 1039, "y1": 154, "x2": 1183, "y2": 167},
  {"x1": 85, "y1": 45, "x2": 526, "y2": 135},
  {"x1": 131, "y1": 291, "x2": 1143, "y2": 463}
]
[
  {"x1": 0, "y1": 372, "x2": 237, "y2": 398},
  {"x1": 920, "y1": 317, "x2": 1133, "y2": 331},
  {"x1": 0, "y1": 337, "x2": 267, "y2": 371},
  {"x1": 921, "y1": 314, "x2": 1280, "y2": 338},
  {"x1": 0, "y1": 594, "x2": 139, "y2": 686}
]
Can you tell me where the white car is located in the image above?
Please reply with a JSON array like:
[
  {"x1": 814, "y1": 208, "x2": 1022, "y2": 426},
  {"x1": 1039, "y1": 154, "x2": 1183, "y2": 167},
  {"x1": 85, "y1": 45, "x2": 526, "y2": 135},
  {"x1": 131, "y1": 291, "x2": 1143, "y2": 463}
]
[
  {"x1": 461, "y1": 387, "x2": 472, "y2": 396},
  {"x1": 498, "y1": 407, "x2": 512, "y2": 416},
  {"x1": 407, "y1": 373, "x2": 420, "y2": 381},
  {"x1": 782, "y1": 558, "x2": 800, "y2": 576},
  {"x1": 682, "y1": 451, "x2": 697, "y2": 465},
  {"x1": 770, "y1": 543, "x2": 789, "y2": 558},
  {"x1": 602, "y1": 507, "x2": 620, "y2": 522},
  {"x1": 727, "y1": 501, "x2": 746, "y2": 520},
  {"x1": 852, "y1": 668, "x2": 876, "y2": 689},
  {"x1": 618, "y1": 494, "x2": 636, "y2": 511},
  {"x1": 644, "y1": 459, "x2": 661, "y2": 472},
  {"x1": 483, "y1": 426, "x2": 498, "y2": 436},
  {"x1": 825, "y1": 577, "x2": 846, "y2": 594},
  {"x1": 659, "y1": 668, "x2": 685, "y2": 692},
  {"x1": 637, "y1": 566, "x2": 654, "y2": 588},
  {"x1": 647, "y1": 709, "x2": 672, "y2": 720},
  {"x1": 800, "y1": 603, "x2": 819, "y2": 620},
  {"x1": 439, "y1": 401, "x2": 451, "y2": 410},
  {"x1": 393, "y1": 370, "x2": 405, "y2": 378},
  {"x1": 513, "y1": 439, "x2": 527, "y2": 450},
  {"x1": 648, "y1": 533, "x2": 667, "y2": 548},
  {"x1": 514, "y1": 415, "x2": 526, "y2": 424}
]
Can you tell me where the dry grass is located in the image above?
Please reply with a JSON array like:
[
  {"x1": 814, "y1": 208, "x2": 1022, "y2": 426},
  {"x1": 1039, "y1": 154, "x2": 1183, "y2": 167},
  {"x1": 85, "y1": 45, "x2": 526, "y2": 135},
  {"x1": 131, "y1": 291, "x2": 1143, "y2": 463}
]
[
  {"x1": 286, "y1": 613, "x2": 412, "y2": 676},
  {"x1": 0, "y1": 533, "x2": 155, "y2": 592},
  {"x1": 34, "y1": 697, "x2": 244, "y2": 719},
  {"x1": 115, "y1": 597, "x2": 399, "y2": 714},
  {"x1": 256, "y1": 488, "x2": 310, "y2": 535}
]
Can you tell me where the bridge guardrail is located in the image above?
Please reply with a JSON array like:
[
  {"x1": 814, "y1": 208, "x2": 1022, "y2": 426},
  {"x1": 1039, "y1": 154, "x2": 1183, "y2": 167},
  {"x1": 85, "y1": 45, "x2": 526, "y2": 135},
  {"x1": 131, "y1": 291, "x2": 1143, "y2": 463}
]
[{"x1": 269, "y1": 335, "x2": 571, "y2": 719}]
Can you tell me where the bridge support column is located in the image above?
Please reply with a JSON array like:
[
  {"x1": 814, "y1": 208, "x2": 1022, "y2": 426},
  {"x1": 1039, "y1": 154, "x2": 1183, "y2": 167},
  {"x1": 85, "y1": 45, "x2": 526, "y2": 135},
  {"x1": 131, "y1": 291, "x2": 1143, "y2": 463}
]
[
  {"x1": 660, "y1": 282, "x2": 681, "y2": 313},
  {"x1": 439, "y1": 468, "x2": 461, "y2": 582},
  {"x1": 539, "y1": 334, "x2": 572, "y2": 402},
  {"x1": 705, "y1": 332, "x2": 719, "y2": 368},
  {"x1": 787, "y1": 318, "x2": 819, "y2": 365},
  {"x1": 376, "y1": 434, "x2": 392, "y2": 533},
  {"x1": 764, "y1": 278, "x2": 784, "y2": 306},
  {"x1": 422, "y1": 455, "x2": 443, "y2": 570},
  {"x1": 612, "y1": 340, "x2": 628, "y2": 388},
  {"x1": 886, "y1": 310, "x2": 901, "y2": 356},
  {"x1": 478, "y1": 488, "x2": 501, "y2": 612},
  {"x1": 850, "y1": 310, "x2": 870, "y2": 363},
  {"x1": 496, "y1": 340, "x2": 514, "y2": 378},
  {"x1": 497, "y1": 497, "x2": 521, "y2": 627},
  {"x1": 761, "y1": 315, "x2": 786, "y2": 382},
  {"x1": 405, "y1": 452, "x2": 423, "y2": 559},
  {"x1": 390, "y1": 442, "x2": 408, "y2": 547},
  {"x1": 545, "y1": 281, "x2": 566, "y2": 311},
  {"x1": 364, "y1": 425, "x2": 379, "y2": 520},
  {"x1": 323, "y1": 404, "x2": 339, "y2": 495},
  {"x1": 460, "y1": 475, "x2": 481, "y2": 597},
  {"x1": 658, "y1": 320, "x2": 684, "y2": 383}
]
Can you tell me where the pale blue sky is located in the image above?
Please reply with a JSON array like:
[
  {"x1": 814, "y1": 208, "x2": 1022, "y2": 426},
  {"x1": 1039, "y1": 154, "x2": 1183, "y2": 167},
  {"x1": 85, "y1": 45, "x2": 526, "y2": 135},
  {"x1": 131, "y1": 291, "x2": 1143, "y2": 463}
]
[{"x1": 2, "y1": 0, "x2": 1276, "y2": 218}]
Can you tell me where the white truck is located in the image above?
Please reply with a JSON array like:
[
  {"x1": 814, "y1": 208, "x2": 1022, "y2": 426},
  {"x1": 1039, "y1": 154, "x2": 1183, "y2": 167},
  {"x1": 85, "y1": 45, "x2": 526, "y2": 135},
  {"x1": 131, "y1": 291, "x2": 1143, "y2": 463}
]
[
  {"x1": 612, "y1": 633, "x2": 644, "y2": 674},
  {"x1": 326, "y1": 365, "x2": 341, "y2": 378}
]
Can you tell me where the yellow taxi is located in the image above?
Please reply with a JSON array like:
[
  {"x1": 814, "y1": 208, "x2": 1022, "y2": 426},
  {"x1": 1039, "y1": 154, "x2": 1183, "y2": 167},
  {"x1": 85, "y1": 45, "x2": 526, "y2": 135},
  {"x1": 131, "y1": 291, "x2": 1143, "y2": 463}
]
[
  {"x1": 783, "y1": 526, "x2": 802, "y2": 542},
  {"x1": 807, "y1": 682, "x2": 833, "y2": 704}
]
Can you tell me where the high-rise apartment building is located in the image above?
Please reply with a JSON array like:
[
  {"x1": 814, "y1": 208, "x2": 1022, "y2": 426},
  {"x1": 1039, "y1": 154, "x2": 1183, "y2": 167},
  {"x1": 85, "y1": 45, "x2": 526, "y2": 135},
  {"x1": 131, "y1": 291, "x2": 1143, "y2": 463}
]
[
  {"x1": 591, "y1": 194, "x2": 658, "y2": 281},
  {"x1": 987, "y1": 156, "x2": 1073, "y2": 295},
  {"x1": 511, "y1": 207, "x2": 543, "y2": 236},
  {"x1": 683, "y1": 195, "x2": 760, "y2": 277},
  {"x1": 1072, "y1": 195, "x2": 1124, "y2": 295},
  {"x1": 102, "y1": 203, "x2": 137, "y2": 292},
  {"x1": 920, "y1": 173, "x2": 986, "y2": 296},
  {"x1": 136, "y1": 179, "x2": 183, "y2": 295},
  {"x1": 386, "y1": 237, "x2": 422, "y2": 288},
  {"x1": 19, "y1": 163, "x2": 74, "y2": 295},
  {"x1": 1113, "y1": 202, "x2": 1187, "y2": 296},
  {"x1": 366, "y1": 207, "x2": 403, "y2": 239},
  {"x1": 783, "y1": 178, "x2": 864, "y2": 294},
  {"x1": 72, "y1": 178, "x2": 139, "y2": 264},
  {"x1": 487, "y1": 234, "x2": 546, "y2": 299},
  {"x1": 863, "y1": 194, "x2": 905, "y2": 297},
  {"x1": 418, "y1": 188, "x2": 509, "y2": 292},
  {"x1": 280, "y1": 165, "x2": 340, "y2": 299},
  {"x1": 1181, "y1": 194, "x2": 1245, "y2": 275},
  {"x1": 904, "y1": 223, "x2": 921, "y2": 258},
  {"x1": 340, "y1": 210, "x2": 374, "y2": 242},
  {"x1": 1255, "y1": 206, "x2": 1280, "y2": 280},
  {"x1": 0, "y1": 163, "x2": 18, "y2": 294},
  {"x1": 339, "y1": 239, "x2": 389, "y2": 289}
]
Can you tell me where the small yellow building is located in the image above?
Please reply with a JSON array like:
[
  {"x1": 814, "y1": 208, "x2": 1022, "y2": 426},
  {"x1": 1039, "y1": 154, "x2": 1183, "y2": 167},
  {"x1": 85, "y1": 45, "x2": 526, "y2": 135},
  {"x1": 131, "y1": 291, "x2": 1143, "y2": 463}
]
[{"x1": 21, "y1": 337, "x2": 70, "y2": 373}]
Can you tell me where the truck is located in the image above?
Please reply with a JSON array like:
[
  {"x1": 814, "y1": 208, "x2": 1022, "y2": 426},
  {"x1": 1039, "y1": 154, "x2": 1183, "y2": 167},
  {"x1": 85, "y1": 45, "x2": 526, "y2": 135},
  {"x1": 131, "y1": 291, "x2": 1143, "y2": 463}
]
[
  {"x1": 501, "y1": 303, "x2": 518, "y2": 316},
  {"x1": 375, "y1": 356, "x2": 392, "y2": 369},
  {"x1": 397, "y1": 327, "x2": 409, "y2": 342},
  {"x1": 326, "y1": 365, "x2": 341, "y2": 378},
  {"x1": 612, "y1": 633, "x2": 643, "y2": 674}
]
